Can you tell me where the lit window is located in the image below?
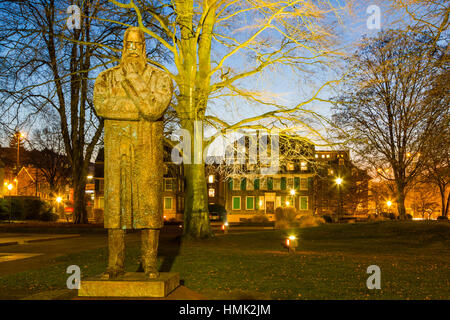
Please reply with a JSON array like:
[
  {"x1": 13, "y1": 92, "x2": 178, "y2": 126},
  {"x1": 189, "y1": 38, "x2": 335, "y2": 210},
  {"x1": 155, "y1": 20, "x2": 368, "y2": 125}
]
[
  {"x1": 322, "y1": 155, "x2": 325, "y2": 158},
  {"x1": 326, "y1": 154, "x2": 330, "y2": 158},
  {"x1": 208, "y1": 175, "x2": 214, "y2": 184},
  {"x1": 164, "y1": 179, "x2": 173, "y2": 191},
  {"x1": 287, "y1": 163, "x2": 295, "y2": 171},
  {"x1": 273, "y1": 178, "x2": 281, "y2": 190},
  {"x1": 208, "y1": 188, "x2": 215, "y2": 197},
  {"x1": 260, "y1": 178, "x2": 267, "y2": 190},
  {"x1": 315, "y1": 154, "x2": 318, "y2": 158},
  {"x1": 300, "y1": 162, "x2": 308, "y2": 171},
  {"x1": 233, "y1": 178, "x2": 240, "y2": 190},
  {"x1": 164, "y1": 197, "x2": 173, "y2": 210},
  {"x1": 300, "y1": 178, "x2": 308, "y2": 190},
  {"x1": 287, "y1": 177, "x2": 294, "y2": 190},
  {"x1": 328, "y1": 169, "x2": 334, "y2": 176},
  {"x1": 259, "y1": 196, "x2": 265, "y2": 209}
]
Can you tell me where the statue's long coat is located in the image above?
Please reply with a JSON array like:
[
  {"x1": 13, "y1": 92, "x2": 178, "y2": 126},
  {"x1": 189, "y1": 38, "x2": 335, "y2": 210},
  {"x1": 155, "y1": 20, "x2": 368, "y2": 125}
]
[{"x1": 94, "y1": 64, "x2": 172, "y2": 229}]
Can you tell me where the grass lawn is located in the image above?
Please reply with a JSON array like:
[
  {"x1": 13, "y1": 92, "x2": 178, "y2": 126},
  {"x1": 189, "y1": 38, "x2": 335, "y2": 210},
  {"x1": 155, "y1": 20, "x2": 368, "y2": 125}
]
[{"x1": 0, "y1": 221, "x2": 449, "y2": 300}]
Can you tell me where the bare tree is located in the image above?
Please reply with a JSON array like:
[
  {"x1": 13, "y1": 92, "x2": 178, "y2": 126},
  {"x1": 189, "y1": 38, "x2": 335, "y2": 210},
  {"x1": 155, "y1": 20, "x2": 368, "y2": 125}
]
[
  {"x1": 333, "y1": 29, "x2": 447, "y2": 219},
  {"x1": 419, "y1": 70, "x2": 450, "y2": 217},
  {"x1": 28, "y1": 122, "x2": 72, "y2": 197},
  {"x1": 0, "y1": 0, "x2": 167, "y2": 223},
  {"x1": 107, "y1": 0, "x2": 350, "y2": 238}
]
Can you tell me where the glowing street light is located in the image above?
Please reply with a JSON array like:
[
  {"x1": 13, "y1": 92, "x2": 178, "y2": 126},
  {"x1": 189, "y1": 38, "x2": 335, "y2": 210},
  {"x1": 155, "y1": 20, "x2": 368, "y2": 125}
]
[
  {"x1": 7, "y1": 183, "x2": 13, "y2": 191},
  {"x1": 284, "y1": 235, "x2": 298, "y2": 253},
  {"x1": 221, "y1": 222, "x2": 229, "y2": 234},
  {"x1": 290, "y1": 189, "x2": 296, "y2": 196},
  {"x1": 386, "y1": 200, "x2": 392, "y2": 207},
  {"x1": 335, "y1": 177, "x2": 343, "y2": 185},
  {"x1": 56, "y1": 196, "x2": 63, "y2": 203}
]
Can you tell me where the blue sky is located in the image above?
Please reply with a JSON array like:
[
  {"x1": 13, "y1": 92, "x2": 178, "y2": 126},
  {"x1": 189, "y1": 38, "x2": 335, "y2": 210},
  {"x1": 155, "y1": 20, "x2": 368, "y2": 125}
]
[{"x1": 205, "y1": 0, "x2": 401, "y2": 154}]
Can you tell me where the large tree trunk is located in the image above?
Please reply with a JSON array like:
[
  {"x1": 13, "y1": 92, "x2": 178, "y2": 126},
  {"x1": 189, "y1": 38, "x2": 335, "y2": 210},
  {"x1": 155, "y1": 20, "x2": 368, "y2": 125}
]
[
  {"x1": 181, "y1": 119, "x2": 213, "y2": 239},
  {"x1": 396, "y1": 187, "x2": 407, "y2": 219},
  {"x1": 73, "y1": 159, "x2": 88, "y2": 224},
  {"x1": 183, "y1": 163, "x2": 212, "y2": 238},
  {"x1": 445, "y1": 190, "x2": 450, "y2": 217}
]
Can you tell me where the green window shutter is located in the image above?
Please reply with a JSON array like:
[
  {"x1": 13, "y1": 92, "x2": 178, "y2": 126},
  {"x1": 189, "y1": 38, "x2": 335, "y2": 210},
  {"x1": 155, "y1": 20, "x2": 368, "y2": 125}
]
[
  {"x1": 241, "y1": 178, "x2": 246, "y2": 190},
  {"x1": 308, "y1": 177, "x2": 313, "y2": 190},
  {"x1": 233, "y1": 197, "x2": 241, "y2": 210},
  {"x1": 301, "y1": 197, "x2": 308, "y2": 210},
  {"x1": 246, "y1": 197, "x2": 254, "y2": 210},
  {"x1": 267, "y1": 177, "x2": 273, "y2": 190},
  {"x1": 294, "y1": 177, "x2": 300, "y2": 190},
  {"x1": 255, "y1": 197, "x2": 260, "y2": 210},
  {"x1": 228, "y1": 179, "x2": 233, "y2": 190},
  {"x1": 281, "y1": 195, "x2": 286, "y2": 207},
  {"x1": 254, "y1": 179, "x2": 260, "y2": 190},
  {"x1": 281, "y1": 177, "x2": 286, "y2": 190}
]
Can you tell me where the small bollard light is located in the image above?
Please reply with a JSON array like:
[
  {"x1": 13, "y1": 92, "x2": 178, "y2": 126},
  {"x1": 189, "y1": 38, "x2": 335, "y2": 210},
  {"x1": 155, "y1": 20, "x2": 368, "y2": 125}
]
[
  {"x1": 283, "y1": 235, "x2": 298, "y2": 253},
  {"x1": 221, "y1": 222, "x2": 229, "y2": 234}
]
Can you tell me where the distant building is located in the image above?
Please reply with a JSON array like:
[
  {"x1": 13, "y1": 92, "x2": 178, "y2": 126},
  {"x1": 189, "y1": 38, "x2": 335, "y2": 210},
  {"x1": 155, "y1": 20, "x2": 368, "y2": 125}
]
[
  {"x1": 0, "y1": 147, "x2": 59, "y2": 199},
  {"x1": 93, "y1": 138, "x2": 370, "y2": 223},
  {"x1": 313, "y1": 150, "x2": 369, "y2": 218}
]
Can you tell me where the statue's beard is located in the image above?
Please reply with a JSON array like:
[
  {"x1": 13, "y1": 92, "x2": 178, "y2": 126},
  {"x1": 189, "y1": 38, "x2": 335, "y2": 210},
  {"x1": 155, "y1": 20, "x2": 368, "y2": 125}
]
[{"x1": 121, "y1": 54, "x2": 146, "y2": 73}]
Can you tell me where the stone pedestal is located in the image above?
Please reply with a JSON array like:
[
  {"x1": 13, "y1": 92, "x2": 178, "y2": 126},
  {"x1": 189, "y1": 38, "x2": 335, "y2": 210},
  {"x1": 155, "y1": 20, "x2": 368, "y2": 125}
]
[{"x1": 78, "y1": 272, "x2": 180, "y2": 298}]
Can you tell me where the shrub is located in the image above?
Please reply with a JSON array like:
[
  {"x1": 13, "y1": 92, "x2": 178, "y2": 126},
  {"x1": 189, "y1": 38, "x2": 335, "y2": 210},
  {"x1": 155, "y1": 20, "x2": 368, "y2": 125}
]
[
  {"x1": 367, "y1": 214, "x2": 386, "y2": 221},
  {"x1": 251, "y1": 214, "x2": 269, "y2": 223},
  {"x1": 39, "y1": 211, "x2": 59, "y2": 222},
  {"x1": 406, "y1": 214, "x2": 413, "y2": 220},
  {"x1": 274, "y1": 207, "x2": 299, "y2": 229},
  {"x1": 322, "y1": 215, "x2": 333, "y2": 223},
  {"x1": 0, "y1": 199, "x2": 9, "y2": 220},
  {"x1": 437, "y1": 216, "x2": 448, "y2": 221},
  {"x1": 0, "y1": 197, "x2": 56, "y2": 221},
  {"x1": 298, "y1": 215, "x2": 325, "y2": 228}
]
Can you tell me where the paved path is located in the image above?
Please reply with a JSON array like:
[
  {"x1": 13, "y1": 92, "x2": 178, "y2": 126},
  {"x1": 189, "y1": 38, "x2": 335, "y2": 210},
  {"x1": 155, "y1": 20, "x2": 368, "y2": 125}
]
[
  {"x1": 0, "y1": 233, "x2": 80, "y2": 246},
  {"x1": 0, "y1": 233, "x2": 121, "y2": 277}
]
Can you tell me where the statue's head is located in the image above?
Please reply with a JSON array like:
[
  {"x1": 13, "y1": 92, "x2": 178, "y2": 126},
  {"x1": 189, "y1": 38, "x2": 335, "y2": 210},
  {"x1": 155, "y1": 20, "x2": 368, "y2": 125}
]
[{"x1": 121, "y1": 27, "x2": 146, "y2": 70}]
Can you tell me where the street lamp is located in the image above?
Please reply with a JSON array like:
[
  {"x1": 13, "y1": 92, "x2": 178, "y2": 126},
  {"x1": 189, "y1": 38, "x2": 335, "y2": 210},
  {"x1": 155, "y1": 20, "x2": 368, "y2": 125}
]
[
  {"x1": 387, "y1": 200, "x2": 392, "y2": 214},
  {"x1": 335, "y1": 177, "x2": 343, "y2": 222},
  {"x1": 15, "y1": 132, "x2": 25, "y2": 173}
]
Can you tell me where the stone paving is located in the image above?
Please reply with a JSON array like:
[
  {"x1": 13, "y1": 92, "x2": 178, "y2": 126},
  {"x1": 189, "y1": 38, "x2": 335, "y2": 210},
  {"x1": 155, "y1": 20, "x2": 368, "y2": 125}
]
[{"x1": 0, "y1": 233, "x2": 80, "y2": 246}]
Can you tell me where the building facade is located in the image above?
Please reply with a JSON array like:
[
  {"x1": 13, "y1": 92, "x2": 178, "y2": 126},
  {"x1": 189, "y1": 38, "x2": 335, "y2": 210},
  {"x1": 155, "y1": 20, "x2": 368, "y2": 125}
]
[{"x1": 93, "y1": 143, "x2": 369, "y2": 223}]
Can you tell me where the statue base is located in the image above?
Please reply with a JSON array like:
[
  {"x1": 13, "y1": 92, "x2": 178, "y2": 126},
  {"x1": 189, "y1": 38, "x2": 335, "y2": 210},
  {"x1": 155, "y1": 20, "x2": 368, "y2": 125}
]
[{"x1": 78, "y1": 272, "x2": 180, "y2": 298}]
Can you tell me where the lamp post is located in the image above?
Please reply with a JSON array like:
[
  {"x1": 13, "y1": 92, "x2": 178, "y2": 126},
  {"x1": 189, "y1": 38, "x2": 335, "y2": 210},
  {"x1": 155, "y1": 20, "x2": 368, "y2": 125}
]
[
  {"x1": 14, "y1": 132, "x2": 25, "y2": 195},
  {"x1": 335, "y1": 177, "x2": 343, "y2": 221},
  {"x1": 290, "y1": 189, "x2": 296, "y2": 208},
  {"x1": 7, "y1": 183, "x2": 13, "y2": 223},
  {"x1": 15, "y1": 132, "x2": 24, "y2": 173},
  {"x1": 387, "y1": 200, "x2": 392, "y2": 216}
]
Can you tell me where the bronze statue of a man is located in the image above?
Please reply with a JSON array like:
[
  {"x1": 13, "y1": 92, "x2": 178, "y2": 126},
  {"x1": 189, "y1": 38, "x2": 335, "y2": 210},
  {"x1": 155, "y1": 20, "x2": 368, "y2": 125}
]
[{"x1": 94, "y1": 27, "x2": 173, "y2": 279}]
